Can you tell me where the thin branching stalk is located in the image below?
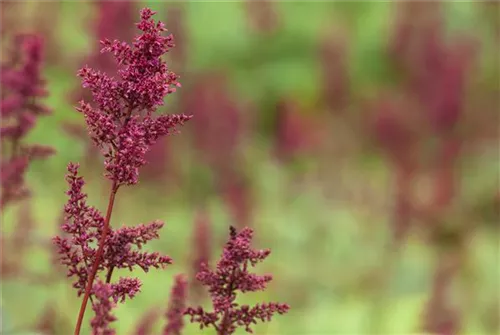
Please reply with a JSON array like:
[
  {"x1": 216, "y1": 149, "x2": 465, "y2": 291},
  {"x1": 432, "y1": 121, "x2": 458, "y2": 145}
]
[{"x1": 74, "y1": 181, "x2": 119, "y2": 335}]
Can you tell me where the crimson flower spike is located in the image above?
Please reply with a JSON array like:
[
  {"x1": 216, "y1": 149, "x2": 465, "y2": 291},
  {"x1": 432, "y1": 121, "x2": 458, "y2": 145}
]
[
  {"x1": 0, "y1": 33, "x2": 55, "y2": 211},
  {"x1": 53, "y1": 8, "x2": 191, "y2": 335}
]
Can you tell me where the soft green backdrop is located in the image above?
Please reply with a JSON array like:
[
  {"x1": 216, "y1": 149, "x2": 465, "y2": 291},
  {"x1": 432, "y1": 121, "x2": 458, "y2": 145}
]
[{"x1": 1, "y1": 1, "x2": 498, "y2": 335}]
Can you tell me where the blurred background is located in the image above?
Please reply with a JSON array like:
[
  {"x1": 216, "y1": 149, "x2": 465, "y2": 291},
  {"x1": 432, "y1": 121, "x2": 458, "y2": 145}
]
[{"x1": 1, "y1": 1, "x2": 499, "y2": 334}]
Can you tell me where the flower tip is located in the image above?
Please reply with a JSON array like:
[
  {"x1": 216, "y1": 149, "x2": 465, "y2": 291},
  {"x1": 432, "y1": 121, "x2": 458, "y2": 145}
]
[{"x1": 140, "y1": 7, "x2": 157, "y2": 20}]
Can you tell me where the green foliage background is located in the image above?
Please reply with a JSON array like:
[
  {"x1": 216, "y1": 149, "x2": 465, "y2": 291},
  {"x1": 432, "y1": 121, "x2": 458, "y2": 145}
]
[{"x1": 1, "y1": 1, "x2": 498, "y2": 334}]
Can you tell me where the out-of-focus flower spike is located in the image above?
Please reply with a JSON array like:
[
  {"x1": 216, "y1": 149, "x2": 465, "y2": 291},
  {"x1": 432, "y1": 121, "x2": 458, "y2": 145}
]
[{"x1": 163, "y1": 274, "x2": 188, "y2": 335}]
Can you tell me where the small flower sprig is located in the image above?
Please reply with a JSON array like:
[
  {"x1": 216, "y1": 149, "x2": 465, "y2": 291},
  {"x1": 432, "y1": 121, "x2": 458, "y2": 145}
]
[
  {"x1": 185, "y1": 226, "x2": 290, "y2": 335},
  {"x1": 53, "y1": 8, "x2": 191, "y2": 335}
]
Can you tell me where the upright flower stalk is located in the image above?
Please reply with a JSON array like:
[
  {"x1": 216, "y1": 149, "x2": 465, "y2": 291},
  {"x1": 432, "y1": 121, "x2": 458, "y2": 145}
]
[
  {"x1": 53, "y1": 8, "x2": 191, "y2": 335},
  {"x1": 371, "y1": 3, "x2": 478, "y2": 333}
]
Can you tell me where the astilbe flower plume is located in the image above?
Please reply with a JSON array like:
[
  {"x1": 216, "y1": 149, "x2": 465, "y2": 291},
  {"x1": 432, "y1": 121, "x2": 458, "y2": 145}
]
[
  {"x1": 381, "y1": 3, "x2": 479, "y2": 334},
  {"x1": 53, "y1": 163, "x2": 171, "y2": 332},
  {"x1": 185, "y1": 226, "x2": 290, "y2": 335},
  {"x1": 77, "y1": 7, "x2": 191, "y2": 186},
  {"x1": 0, "y1": 38, "x2": 52, "y2": 291},
  {"x1": 53, "y1": 8, "x2": 191, "y2": 335},
  {"x1": 90, "y1": 278, "x2": 142, "y2": 333},
  {"x1": 163, "y1": 274, "x2": 188, "y2": 335},
  {"x1": 0, "y1": 33, "x2": 55, "y2": 211}
]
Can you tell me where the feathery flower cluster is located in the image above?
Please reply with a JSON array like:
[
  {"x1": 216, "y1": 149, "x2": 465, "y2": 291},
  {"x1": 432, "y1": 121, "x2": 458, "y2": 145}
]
[
  {"x1": 91, "y1": 278, "x2": 141, "y2": 335},
  {"x1": 389, "y1": 1, "x2": 475, "y2": 136},
  {"x1": 76, "y1": 8, "x2": 191, "y2": 186},
  {"x1": 185, "y1": 226, "x2": 289, "y2": 334},
  {"x1": 0, "y1": 34, "x2": 55, "y2": 210},
  {"x1": 53, "y1": 163, "x2": 172, "y2": 333},
  {"x1": 163, "y1": 274, "x2": 188, "y2": 335},
  {"x1": 53, "y1": 9, "x2": 192, "y2": 334},
  {"x1": 379, "y1": 3, "x2": 477, "y2": 334},
  {"x1": 54, "y1": 164, "x2": 172, "y2": 295}
]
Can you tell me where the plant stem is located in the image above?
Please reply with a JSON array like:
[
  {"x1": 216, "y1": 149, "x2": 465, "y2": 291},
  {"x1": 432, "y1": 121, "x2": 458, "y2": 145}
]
[
  {"x1": 106, "y1": 266, "x2": 114, "y2": 284},
  {"x1": 74, "y1": 181, "x2": 119, "y2": 335}
]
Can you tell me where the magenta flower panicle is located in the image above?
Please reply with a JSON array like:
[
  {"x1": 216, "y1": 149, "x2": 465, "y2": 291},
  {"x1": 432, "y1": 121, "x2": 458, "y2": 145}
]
[
  {"x1": 53, "y1": 163, "x2": 172, "y2": 334},
  {"x1": 76, "y1": 7, "x2": 191, "y2": 186},
  {"x1": 1, "y1": 33, "x2": 55, "y2": 211},
  {"x1": 58, "y1": 8, "x2": 191, "y2": 335},
  {"x1": 185, "y1": 226, "x2": 289, "y2": 335},
  {"x1": 90, "y1": 278, "x2": 141, "y2": 335},
  {"x1": 53, "y1": 163, "x2": 172, "y2": 290}
]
